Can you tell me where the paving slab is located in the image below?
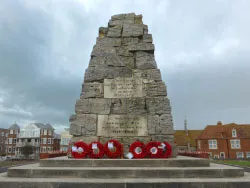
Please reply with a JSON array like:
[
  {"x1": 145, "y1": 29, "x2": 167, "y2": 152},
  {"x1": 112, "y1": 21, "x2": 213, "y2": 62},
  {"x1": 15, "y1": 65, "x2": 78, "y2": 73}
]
[
  {"x1": 1, "y1": 172, "x2": 250, "y2": 188},
  {"x1": 40, "y1": 156, "x2": 210, "y2": 167},
  {"x1": 7, "y1": 162, "x2": 244, "y2": 178}
]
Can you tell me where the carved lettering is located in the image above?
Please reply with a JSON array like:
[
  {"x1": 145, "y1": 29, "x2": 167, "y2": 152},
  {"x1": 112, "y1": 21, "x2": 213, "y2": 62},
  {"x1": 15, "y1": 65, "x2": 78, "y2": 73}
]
[
  {"x1": 97, "y1": 115, "x2": 148, "y2": 136},
  {"x1": 104, "y1": 78, "x2": 145, "y2": 98}
]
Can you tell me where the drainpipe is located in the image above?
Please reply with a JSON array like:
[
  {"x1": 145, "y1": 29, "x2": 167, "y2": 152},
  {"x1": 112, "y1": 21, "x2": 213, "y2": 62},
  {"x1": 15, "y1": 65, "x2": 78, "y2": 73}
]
[{"x1": 226, "y1": 138, "x2": 230, "y2": 159}]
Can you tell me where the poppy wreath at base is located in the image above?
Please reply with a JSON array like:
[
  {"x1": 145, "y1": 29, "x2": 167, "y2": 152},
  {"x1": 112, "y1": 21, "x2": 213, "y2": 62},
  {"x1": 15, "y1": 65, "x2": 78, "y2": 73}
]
[
  {"x1": 129, "y1": 141, "x2": 147, "y2": 159},
  {"x1": 145, "y1": 141, "x2": 163, "y2": 158},
  {"x1": 104, "y1": 139, "x2": 123, "y2": 158},
  {"x1": 71, "y1": 141, "x2": 90, "y2": 159},
  {"x1": 89, "y1": 141, "x2": 105, "y2": 159}
]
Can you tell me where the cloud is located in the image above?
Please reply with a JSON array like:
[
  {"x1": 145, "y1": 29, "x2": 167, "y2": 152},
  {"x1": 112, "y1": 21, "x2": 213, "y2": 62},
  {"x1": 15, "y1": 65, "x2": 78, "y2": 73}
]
[{"x1": 0, "y1": 0, "x2": 250, "y2": 133}]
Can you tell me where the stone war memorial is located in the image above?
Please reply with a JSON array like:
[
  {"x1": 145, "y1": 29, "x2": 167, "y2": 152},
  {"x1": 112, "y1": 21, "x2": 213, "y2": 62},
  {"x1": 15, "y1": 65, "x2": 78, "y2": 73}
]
[
  {"x1": 1, "y1": 13, "x2": 250, "y2": 188},
  {"x1": 69, "y1": 12, "x2": 177, "y2": 158}
]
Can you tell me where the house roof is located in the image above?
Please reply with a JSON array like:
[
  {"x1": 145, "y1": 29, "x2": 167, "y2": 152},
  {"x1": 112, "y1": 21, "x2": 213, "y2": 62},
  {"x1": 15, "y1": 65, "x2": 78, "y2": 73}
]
[
  {"x1": 33, "y1": 123, "x2": 45, "y2": 129},
  {"x1": 197, "y1": 122, "x2": 250, "y2": 140},
  {"x1": 44, "y1": 123, "x2": 54, "y2": 130},
  {"x1": 174, "y1": 130, "x2": 203, "y2": 147},
  {"x1": 8, "y1": 123, "x2": 20, "y2": 130}
]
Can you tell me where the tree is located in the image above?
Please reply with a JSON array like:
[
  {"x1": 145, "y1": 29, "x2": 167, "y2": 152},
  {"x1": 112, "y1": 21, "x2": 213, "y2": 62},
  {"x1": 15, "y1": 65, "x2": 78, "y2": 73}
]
[{"x1": 21, "y1": 144, "x2": 34, "y2": 159}]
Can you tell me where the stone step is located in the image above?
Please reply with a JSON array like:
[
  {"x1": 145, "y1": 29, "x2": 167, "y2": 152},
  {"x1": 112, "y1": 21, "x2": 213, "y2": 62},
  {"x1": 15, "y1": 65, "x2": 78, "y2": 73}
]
[
  {"x1": 39, "y1": 156, "x2": 210, "y2": 167},
  {"x1": 7, "y1": 163, "x2": 244, "y2": 179},
  {"x1": 1, "y1": 172, "x2": 250, "y2": 188}
]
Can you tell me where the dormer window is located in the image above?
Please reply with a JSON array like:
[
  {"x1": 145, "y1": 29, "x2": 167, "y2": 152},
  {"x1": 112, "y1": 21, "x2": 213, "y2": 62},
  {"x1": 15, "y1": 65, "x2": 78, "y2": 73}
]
[{"x1": 232, "y1": 129, "x2": 237, "y2": 138}]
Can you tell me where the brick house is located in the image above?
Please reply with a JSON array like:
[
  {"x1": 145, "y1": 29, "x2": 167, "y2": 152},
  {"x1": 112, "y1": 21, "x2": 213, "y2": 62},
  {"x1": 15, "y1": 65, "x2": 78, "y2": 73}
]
[
  {"x1": 5, "y1": 123, "x2": 20, "y2": 157},
  {"x1": 39, "y1": 124, "x2": 60, "y2": 154},
  {"x1": 196, "y1": 121, "x2": 250, "y2": 159},
  {"x1": 0, "y1": 128, "x2": 8, "y2": 156}
]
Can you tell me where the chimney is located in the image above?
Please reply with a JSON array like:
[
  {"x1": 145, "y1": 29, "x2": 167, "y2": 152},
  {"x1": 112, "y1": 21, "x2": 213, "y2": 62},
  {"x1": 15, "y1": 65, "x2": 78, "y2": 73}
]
[
  {"x1": 217, "y1": 121, "x2": 222, "y2": 126},
  {"x1": 184, "y1": 117, "x2": 188, "y2": 135}
]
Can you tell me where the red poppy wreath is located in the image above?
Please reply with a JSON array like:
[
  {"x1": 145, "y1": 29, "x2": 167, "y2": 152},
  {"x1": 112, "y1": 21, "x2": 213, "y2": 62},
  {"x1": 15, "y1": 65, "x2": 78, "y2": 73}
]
[
  {"x1": 71, "y1": 141, "x2": 90, "y2": 159},
  {"x1": 89, "y1": 141, "x2": 105, "y2": 159},
  {"x1": 129, "y1": 141, "x2": 147, "y2": 159},
  {"x1": 104, "y1": 139, "x2": 123, "y2": 158}
]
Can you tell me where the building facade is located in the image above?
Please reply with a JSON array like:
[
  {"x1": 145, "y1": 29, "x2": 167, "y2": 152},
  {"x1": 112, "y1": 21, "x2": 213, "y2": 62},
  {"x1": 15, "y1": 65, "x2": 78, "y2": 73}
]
[
  {"x1": 196, "y1": 121, "x2": 250, "y2": 159},
  {"x1": 5, "y1": 123, "x2": 60, "y2": 159},
  {"x1": 0, "y1": 128, "x2": 8, "y2": 156},
  {"x1": 5, "y1": 123, "x2": 20, "y2": 157},
  {"x1": 60, "y1": 128, "x2": 72, "y2": 152}
]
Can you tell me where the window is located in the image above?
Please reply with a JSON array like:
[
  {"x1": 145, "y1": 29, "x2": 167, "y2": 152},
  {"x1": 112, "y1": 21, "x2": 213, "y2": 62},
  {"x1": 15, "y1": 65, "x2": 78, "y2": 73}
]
[
  {"x1": 6, "y1": 133, "x2": 8, "y2": 137},
  {"x1": 13, "y1": 147, "x2": 15, "y2": 153},
  {"x1": 8, "y1": 147, "x2": 12, "y2": 153},
  {"x1": 48, "y1": 138, "x2": 51, "y2": 144},
  {"x1": 1, "y1": 132, "x2": 4, "y2": 136},
  {"x1": 10, "y1": 130, "x2": 13, "y2": 134},
  {"x1": 208, "y1": 140, "x2": 217, "y2": 149},
  {"x1": 232, "y1": 129, "x2": 237, "y2": 138},
  {"x1": 230, "y1": 140, "x2": 241, "y2": 149},
  {"x1": 43, "y1": 138, "x2": 47, "y2": 144},
  {"x1": 13, "y1": 139, "x2": 16, "y2": 144},
  {"x1": 44, "y1": 129, "x2": 47, "y2": 135},
  {"x1": 246, "y1": 152, "x2": 250, "y2": 159},
  {"x1": 48, "y1": 130, "x2": 51, "y2": 136},
  {"x1": 237, "y1": 152, "x2": 244, "y2": 159},
  {"x1": 9, "y1": 138, "x2": 12, "y2": 144}
]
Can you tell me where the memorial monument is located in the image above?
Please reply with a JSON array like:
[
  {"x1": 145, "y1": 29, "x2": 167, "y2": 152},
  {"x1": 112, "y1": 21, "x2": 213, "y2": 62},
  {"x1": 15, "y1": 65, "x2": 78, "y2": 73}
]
[{"x1": 69, "y1": 13, "x2": 176, "y2": 155}]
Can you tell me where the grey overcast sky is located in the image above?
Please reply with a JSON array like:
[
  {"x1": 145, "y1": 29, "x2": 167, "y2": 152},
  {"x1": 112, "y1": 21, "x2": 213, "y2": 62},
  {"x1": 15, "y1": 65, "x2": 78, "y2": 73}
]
[{"x1": 0, "y1": 0, "x2": 250, "y2": 133}]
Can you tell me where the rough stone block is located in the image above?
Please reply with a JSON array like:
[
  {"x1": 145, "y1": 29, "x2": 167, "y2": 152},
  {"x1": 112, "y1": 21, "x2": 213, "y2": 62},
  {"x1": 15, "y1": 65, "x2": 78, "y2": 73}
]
[
  {"x1": 107, "y1": 25, "x2": 122, "y2": 37},
  {"x1": 91, "y1": 45, "x2": 116, "y2": 57},
  {"x1": 98, "y1": 27, "x2": 108, "y2": 38},
  {"x1": 96, "y1": 37, "x2": 121, "y2": 47},
  {"x1": 147, "y1": 115, "x2": 159, "y2": 134},
  {"x1": 133, "y1": 69, "x2": 162, "y2": 81},
  {"x1": 135, "y1": 51, "x2": 157, "y2": 69},
  {"x1": 122, "y1": 37, "x2": 139, "y2": 46},
  {"x1": 108, "y1": 19, "x2": 134, "y2": 27},
  {"x1": 143, "y1": 24, "x2": 148, "y2": 34},
  {"x1": 71, "y1": 136, "x2": 99, "y2": 143},
  {"x1": 84, "y1": 65, "x2": 132, "y2": 82},
  {"x1": 69, "y1": 114, "x2": 76, "y2": 122},
  {"x1": 75, "y1": 98, "x2": 111, "y2": 114},
  {"x1": 143, "y1": 34, "x2": 153, "y2": 43},
  {"x1": 128, "y1": 42, "x2": 155, "y2": 52},
  {"x1": 81, "y1": 82, "x2": 104, "y2": 98},
  {"x1": 111, "y1": 13, "x2": 135, "y2": 21},
  {"x1": 151, "y1": 135, "x2": 174, "y2": 144},
  {"x1": 89, "y1": 55, "x2": 124, "y2": 67},
  {"x1": 146, "y1": 97, "x2": 172, "y2": 115},
  {"x1": 116, "y1": 46, "x2": 134, "y2": 57},
  {"x1": 145, "y1": 81, "x2": 167, "y2": 97},
  {"x1": 110, "y1": 98, "x2": 147, "y2": 114},
  {"x1": 122, "y1": 24, "x2": 144, "y2": 37},
  {"x1": 135, "y1": 14, "x2": 143, "y2": 24},
  {"x1": 70, "y1": 114, "x2": 97, "y2": 136}
]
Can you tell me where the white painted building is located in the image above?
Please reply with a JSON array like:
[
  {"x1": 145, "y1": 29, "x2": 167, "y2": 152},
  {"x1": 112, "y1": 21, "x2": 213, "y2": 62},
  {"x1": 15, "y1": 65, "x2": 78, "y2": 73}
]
[{"x1": 60, "y1": 128, "x2": 72, "y2": 152}]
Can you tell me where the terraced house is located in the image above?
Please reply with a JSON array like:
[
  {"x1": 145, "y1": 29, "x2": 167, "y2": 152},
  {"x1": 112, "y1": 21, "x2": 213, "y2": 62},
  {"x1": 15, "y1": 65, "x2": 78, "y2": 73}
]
[{"x1": 196, "y1": 121, "x2": 250, "y2": 159}]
